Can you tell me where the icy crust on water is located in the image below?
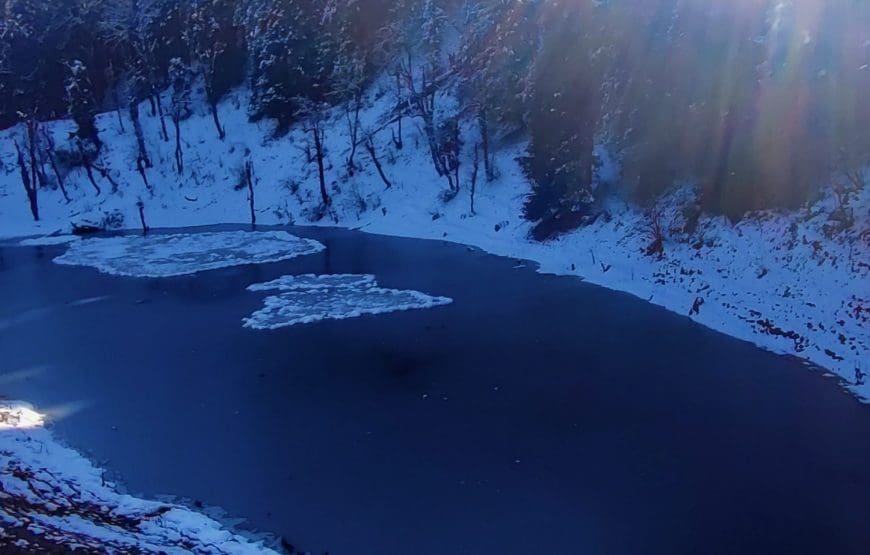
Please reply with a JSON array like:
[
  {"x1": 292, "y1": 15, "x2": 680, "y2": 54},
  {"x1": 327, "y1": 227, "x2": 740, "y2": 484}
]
[
  {"x1": 53, "y1": 231, "x2": 325, "y2": 277},
  {"x1": 248, "y1": 273, "x2": 377, "y2": 292},
  {"x1": 17, "y1": 234, "x2": 81, "y2": 247},
  {"x1": 244, "y1": 274, "x2": 452, "y2": 329},
  {"x1": 0, "y1": 402, "x2": 278, "y2": 554}
]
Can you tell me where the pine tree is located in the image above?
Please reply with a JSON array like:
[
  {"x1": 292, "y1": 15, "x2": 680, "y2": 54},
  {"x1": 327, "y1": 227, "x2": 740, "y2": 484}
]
[{"x1": 242, "y1": 0, "x2": 332, "y2": 131}]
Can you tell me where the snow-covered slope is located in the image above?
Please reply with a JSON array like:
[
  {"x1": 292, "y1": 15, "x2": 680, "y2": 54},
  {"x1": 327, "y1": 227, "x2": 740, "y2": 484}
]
[
  {"x1": 0, "y1": 402, "x2": 278, "y2": 553},
  {"x1": 0, "y1": 79, "x2": 867, "y2": 400}
]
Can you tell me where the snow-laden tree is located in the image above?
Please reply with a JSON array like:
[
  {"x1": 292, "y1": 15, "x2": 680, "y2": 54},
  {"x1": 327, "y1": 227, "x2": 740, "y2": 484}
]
[
  {"x1": 241, "y1": 0, "x2": 333, "y2": 131},
  {"x1": 295, "y1": 96, "x2": 331, "y2": 209},
  {"x1": 1, "y1": 0, "x2": 83, "y2": 125},
  {"x1": 66, "y1": 58, "x2": 116, "y2": 195},
  {"x1": 321, "y1": 0, "x2": 374, "y2": 174},
  {"x1": 66, "y1": 59, "x2": 102, "y2": 150},
  {"x1": 456, "y1": 0, "x2": 540, "y2": 181},
  {"x1": 183, "y1": 0, "x2": 245, "y2": 139},
  {"x1": 99, "y1": 0, "x2": 186, "y2": 142}
]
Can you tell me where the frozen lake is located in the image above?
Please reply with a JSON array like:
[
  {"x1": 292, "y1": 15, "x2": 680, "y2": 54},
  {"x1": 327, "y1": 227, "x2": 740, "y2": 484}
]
[{"x1": 1, "y1": 226, "x2": 868, "y2": 555}]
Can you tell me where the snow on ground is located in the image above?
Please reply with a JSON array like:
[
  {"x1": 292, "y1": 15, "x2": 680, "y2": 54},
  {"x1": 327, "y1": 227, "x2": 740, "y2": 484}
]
[
  {"x1": 0, "y1": 401, "x2": 279, "y2": 554},
  {"x1": 244, "y1": 273, "x2": 452, "y2": 329},
  {"x1": 0, "y1": 77, "x2": 867, "y2": 399},
  {"x1": 53, "y1": 230, "x2": 324, "y2": 277}
]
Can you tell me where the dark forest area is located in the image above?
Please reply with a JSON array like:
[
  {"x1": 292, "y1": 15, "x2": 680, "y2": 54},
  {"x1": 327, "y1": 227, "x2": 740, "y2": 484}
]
[{"x1": 2, "y1": 0, "x2": 869, "y2": 234}]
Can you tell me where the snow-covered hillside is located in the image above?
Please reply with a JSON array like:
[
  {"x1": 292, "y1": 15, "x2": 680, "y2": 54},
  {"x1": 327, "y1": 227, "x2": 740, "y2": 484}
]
[{"x1": 0, "y1": 79, "x2": 867, "y2": 400}]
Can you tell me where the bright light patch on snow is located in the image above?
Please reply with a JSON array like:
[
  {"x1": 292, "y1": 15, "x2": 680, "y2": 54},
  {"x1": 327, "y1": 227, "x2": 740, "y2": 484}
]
[
  {"x1": 53, "y1": 231, "x2": 324, "y2": 278},
  {"x1": 244, "y1": 274, "x2": 452, "y2": 329},
  {"x1": 0, "y1": 401, "x2": 278, "y2": 553},
  {"x1": 0, "y1": 402, "x2": 45, "y2": 430}
]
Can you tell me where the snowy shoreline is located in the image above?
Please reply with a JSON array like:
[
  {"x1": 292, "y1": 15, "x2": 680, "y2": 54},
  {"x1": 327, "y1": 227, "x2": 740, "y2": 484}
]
[{"x1": 0, "y1": 402, "x2": 280, "y2": 553}]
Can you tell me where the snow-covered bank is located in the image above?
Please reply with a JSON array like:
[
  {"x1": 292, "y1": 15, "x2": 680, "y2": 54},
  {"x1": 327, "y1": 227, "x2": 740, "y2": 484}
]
[
  {"x1": 0, "y1": 402, "x2": 278, "y2": 553},
  {"x1": 0, "y1": 81, "x2": 867, "y2": 400}
]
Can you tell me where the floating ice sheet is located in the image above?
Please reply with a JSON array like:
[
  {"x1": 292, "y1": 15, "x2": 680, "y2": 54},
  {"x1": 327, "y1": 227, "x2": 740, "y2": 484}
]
[
  {"x1": 244, "y1": 274, "x2": 452, "y2": 329},
  {"x1": 248, "y1": 273, "x2": 378, "y2": 292},
  {"x1": 53, "y1": 231, "x2": 325, "y2": 278},
  {"x1": 18, "y1": 234, "x2": 80, "y2": 246}
]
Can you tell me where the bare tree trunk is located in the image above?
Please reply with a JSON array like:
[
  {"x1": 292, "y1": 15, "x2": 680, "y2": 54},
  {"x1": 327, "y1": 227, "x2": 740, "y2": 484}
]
[
  {"x1": 76, "y1": 142, "x2": 102, "y2": 195},
  {"x1": 442, "y1": 160, "x2": 455, "y2": 191},
  {"x1": 25, "y1": 120, "x2": 48, "y2": 189},
  {"x1": 364, "y1": 138, "x2": 392, "y2": 189},
  {"x1": 392, "y1": 71, "x2": 404, "y2": 150},
  {"x1": 305, "y1": 142, "x2": 313, "y2": 164},
  {"x1": 402, "y1": 65, "x2": 448, "y2": 183},
  {"x1": 115, "y1": 101, "x2": 125, "y2": 133},
  {"x1": 245, "y1": 159, "x2": 256, "y2": 227},
  {"x1": 312, "y1": 126, "x2": 330, "y2": 206},
  {"x1": 14, "y1": 141, "x2": 38, "y2": 221},
  {"x1": 479, "y1": 111, "x2": 493, "y2": 181},
  {"x1": 37, "y1": 152, "x2": 51, "y2": 189},
  {"x1": 210, "y1": 100, "x2": 226, "y2": 140},
  {"x1": 423, "y1": 117, "x2": 445, "y2": 177},
  {"x1": 129, "y1": 101, "x2": 151, "y2": 167},
  {"x1": 26, "y1": 120, "x2": 50, "y2": 189},
  {"x1": 391, "y1": 116, "x2": 403, "y2": 150},
  {"x1": 137, "y1": 200, "x2": 149, "y2": 235},
  {"x1": 345, "y1": 97, "x2": 360, "y2": 174},
  {"x1": 470, "y1": 144, "x2": 479, "y2": 215},
  {"x1": 173, "y1": 117, "x2": 183, "y2": 175},
  {"x1": 93, "y1": 162, "x2": 119, "y2": 193},
  {"x1": 41, "y1": 129, "x2": 69, "y2": 202},
  {"x1": 137, "y1": 156, "x2": 151, "y2": 191},
  {"x1": 153, "y1": 90, "x2": 169, "y2": 142},
  {"x1": 83, "y1": 163, "x2": 101, "y2": 195}
]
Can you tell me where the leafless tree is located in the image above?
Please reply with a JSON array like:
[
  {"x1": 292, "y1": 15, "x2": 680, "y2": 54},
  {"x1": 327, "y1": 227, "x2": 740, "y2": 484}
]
[
  {"x1": 13, "y1": 140, "x2": 38, "y2": 221},
  {"x1": 364, "y1": 135, "x2": 393, "y2": 190}
]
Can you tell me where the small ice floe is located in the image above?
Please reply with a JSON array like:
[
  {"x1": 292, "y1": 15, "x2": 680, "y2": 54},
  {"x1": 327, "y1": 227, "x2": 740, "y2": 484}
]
[
  {"x1": 248, "y1": 273, "x2": 377, "y2": 292},
  {"x1": 0, "y1": 401, "x2": 278, "y2": 553},
  {"x1": 53, "y1": 231, "x2": 325, "y2": 278},
  {"x1": 244, "y1": 273, "x2": 452, "y2": 329},
  {"x1": 18, "y1": 234, "x2": 80, "y2": 247}
]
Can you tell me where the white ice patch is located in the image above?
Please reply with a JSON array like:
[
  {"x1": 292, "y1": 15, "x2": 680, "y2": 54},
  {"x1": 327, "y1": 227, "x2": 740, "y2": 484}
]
[
  {"x1": 18, "y1": 234, "x2": 80, "y2": 246},
  {"x1": 53, "y1": 231, "x2": 324, "y2": 278},
  {"x1": 248, "y1": 273, "x2": 377, "y2": 292},
  {"x1": 0, "y1": 401, "x2": 279, "y2": 553},
  {"x1": 244, "y1": 274, "x2": 452, "y2": 329}
]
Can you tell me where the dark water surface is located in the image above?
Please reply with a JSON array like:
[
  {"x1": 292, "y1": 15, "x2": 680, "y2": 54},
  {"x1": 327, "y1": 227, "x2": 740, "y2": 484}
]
[{"x1": 1, "y1": 226, "x2": 868, "y2": 555}]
